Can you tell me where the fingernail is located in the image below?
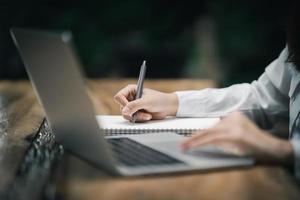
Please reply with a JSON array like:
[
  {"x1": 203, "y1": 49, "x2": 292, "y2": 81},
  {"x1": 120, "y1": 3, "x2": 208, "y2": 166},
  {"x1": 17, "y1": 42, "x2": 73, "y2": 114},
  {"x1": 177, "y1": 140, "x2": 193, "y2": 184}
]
[{"x1": 145, "y1": 115, "x2": 151, "y2": 120}]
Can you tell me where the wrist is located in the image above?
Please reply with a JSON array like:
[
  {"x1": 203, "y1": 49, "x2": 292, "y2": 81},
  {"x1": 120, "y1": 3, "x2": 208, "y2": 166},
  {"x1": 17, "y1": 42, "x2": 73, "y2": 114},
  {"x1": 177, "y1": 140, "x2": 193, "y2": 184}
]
[
  {"x1": 165, "y1": 93, "x2": 178, "y2": 116},
  {"x1": 274, "y1": 139, "x2": 294, "y2": 165}
]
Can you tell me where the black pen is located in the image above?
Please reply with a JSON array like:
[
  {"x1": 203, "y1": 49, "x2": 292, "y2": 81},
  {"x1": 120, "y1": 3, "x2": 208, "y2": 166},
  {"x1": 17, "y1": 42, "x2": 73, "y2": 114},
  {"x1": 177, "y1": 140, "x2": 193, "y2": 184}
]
[{"x1": 131, "y1": 60, "x2": 147, "y2": 123}]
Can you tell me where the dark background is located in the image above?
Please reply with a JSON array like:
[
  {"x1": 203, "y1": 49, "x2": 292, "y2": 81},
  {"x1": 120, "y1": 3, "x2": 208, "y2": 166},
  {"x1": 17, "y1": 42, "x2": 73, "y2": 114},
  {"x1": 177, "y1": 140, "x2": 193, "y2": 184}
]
[{"x1": 0, "y1": 0, "x2": 290, "y2": 86}]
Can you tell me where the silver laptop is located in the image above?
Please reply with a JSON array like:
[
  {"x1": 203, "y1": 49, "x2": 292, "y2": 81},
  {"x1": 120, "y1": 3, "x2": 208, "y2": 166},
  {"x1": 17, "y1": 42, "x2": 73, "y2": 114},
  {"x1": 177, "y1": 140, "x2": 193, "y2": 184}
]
[{"x1": 11, "y1": 28, "x2": 253, "y2": 176}]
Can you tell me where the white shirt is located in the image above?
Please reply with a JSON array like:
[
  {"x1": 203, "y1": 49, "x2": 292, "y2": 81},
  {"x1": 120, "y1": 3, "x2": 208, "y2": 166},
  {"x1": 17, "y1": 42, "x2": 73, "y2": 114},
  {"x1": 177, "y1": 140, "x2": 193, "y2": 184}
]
[{"x1": 175, "y1": 48, "x2": 300, "y2": 178}]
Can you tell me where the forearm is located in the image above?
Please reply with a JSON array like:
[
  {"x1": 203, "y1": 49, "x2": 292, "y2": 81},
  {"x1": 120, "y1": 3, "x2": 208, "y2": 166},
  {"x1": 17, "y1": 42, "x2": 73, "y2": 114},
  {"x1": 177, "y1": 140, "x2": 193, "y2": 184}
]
[
  {"x1": 165, "y1": 92, "x2": 179, "y2": 116},
  {"x1": 175, "y1": 84, "x2": 263, "y2": 118}
]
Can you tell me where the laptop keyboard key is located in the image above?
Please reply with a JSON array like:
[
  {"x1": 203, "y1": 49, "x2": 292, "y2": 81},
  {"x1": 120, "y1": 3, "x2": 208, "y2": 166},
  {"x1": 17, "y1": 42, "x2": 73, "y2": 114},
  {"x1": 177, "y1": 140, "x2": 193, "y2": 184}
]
[{"x1": 107, "y1": 138, "x2": 184, "y2": 167}]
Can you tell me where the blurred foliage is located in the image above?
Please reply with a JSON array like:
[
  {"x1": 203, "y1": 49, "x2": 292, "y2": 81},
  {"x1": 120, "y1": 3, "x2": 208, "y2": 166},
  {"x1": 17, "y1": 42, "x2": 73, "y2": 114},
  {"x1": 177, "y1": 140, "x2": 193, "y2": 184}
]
[
  {"x1": 0, "y1": 0, "x2": 291, "y2": 85},
  {"x1": 0, "y1": 0, "x2": 205, "y2": 79},
  {"x1": 211, "y1": 0, "x2": 289, "y2": 85}
]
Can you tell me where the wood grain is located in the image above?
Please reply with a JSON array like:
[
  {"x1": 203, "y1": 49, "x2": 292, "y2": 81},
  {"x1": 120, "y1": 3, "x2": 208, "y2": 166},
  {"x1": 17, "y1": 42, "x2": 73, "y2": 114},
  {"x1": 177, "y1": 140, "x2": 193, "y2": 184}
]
[
  {"x1": 63, "y1": 166, "x2": 300, "y2": 200},
  {"x1": 0, "y1": 79, "x2": 299, "y2": 200},
  {"x1": 0, "y1": 81, "x2": 44, "y2": 194}
]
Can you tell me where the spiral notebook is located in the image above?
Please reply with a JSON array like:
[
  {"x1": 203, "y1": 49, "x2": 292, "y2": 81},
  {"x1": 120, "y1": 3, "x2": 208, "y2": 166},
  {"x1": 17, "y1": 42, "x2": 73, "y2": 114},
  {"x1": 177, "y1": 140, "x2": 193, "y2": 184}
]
[{"x1": 96, "y1": 115, "x2": 220, "y2": 135}]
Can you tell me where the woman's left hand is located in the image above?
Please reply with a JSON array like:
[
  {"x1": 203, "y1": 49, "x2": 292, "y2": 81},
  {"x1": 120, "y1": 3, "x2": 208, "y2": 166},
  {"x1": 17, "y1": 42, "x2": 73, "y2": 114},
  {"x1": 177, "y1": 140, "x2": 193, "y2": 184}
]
[{"x1": 181, "y1": 112, "x2": 294, "y2": 164}]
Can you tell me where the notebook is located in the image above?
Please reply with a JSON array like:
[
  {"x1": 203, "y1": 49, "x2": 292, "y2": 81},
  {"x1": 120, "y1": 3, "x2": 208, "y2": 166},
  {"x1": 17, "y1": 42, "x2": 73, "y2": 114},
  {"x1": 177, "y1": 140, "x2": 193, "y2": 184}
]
[{"x1": 96, "y1": 115, "x2": 220, "y2": 135}]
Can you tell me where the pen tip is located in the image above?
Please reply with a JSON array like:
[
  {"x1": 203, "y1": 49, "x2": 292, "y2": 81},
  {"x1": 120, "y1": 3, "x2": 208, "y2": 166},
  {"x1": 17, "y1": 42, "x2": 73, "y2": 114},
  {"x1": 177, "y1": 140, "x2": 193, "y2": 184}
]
[{"x1": 143, "y1": 60, "x2": 146, "y2": 65}]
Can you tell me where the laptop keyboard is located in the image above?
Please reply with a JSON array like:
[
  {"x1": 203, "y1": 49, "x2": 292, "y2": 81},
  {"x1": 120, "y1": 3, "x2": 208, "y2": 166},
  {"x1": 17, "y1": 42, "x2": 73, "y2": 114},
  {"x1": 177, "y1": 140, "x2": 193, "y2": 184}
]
[{"x1": 107, "y1": 138, "x2": 184, "y2": 167}]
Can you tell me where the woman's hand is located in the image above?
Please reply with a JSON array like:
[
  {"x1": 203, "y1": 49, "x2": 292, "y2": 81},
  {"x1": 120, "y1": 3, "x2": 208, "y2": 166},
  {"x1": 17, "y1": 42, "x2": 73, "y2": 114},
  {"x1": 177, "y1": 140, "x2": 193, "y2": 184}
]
[
  {"x1": 181, "y1": 112, "x2": 294, "y2": 164},
  {"x1": 114, "y1": 84, "x2": 178, "y2": 122}
]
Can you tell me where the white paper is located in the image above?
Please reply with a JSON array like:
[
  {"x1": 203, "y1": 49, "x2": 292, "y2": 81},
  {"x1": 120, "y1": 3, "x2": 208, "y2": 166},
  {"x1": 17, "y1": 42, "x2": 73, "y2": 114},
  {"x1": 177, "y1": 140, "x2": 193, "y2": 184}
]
[{"x1": 96, "y1": 115, "x2": 220, "y2": 133}]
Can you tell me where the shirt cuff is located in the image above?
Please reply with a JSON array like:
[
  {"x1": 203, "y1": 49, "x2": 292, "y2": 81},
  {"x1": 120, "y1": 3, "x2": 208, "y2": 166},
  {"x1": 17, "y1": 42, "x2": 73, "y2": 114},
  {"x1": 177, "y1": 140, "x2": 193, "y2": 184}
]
[
  {"x1": 175, "y1": 90, "x2": 208, "y2": 117},
  {"x1": 175, "y1": 91, "x2": 189, "y2": 117},
  {"x1": 290, "y1": 139, "x2": 300, "y2": 179}
]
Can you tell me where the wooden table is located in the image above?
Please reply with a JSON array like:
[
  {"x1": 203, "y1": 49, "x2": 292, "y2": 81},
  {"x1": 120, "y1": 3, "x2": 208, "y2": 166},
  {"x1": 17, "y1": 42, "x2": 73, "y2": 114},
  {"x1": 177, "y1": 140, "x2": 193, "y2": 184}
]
[{"x1": 0, "y1": 79, "x2": 299, "y2": 200}]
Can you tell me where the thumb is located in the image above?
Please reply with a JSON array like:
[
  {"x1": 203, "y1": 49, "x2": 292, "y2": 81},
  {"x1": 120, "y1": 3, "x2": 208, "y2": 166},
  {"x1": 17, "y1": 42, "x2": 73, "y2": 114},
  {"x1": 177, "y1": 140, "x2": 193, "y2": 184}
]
[
  {"x1": 122, "y1": 98, "x2": 147, "y2": 116},
  {"x1": 135, "y1": 111, "x2": 152, "y2": 122}
]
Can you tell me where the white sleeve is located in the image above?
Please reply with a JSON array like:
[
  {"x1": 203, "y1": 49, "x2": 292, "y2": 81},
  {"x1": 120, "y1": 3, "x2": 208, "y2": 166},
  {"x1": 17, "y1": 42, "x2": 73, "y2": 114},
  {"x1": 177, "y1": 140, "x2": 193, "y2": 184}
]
[{"x1": 175, "y1": 48, "x2": 290, "y2": 128}]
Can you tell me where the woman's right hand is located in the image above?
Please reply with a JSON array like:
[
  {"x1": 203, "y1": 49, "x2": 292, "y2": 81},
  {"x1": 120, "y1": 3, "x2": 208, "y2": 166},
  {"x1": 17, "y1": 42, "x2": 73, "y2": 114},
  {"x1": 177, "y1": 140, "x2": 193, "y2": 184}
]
[{"x1": 114, "y1": 84, "x2": 178, "y2": 122}]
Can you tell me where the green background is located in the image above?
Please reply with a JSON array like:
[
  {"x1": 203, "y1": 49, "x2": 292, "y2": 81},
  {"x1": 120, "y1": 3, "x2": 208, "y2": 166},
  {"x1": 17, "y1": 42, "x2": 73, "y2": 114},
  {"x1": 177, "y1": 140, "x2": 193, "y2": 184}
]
[{"x1": 0, "y1": 0, "x2": 290, "y2": 86}]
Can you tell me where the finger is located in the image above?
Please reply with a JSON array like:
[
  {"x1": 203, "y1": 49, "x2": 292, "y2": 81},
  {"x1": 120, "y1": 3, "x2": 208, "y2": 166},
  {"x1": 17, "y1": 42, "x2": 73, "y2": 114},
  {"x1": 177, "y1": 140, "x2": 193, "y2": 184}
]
[
  {"x1": 122, "y1": 111, "x2": 152, "y2": 122},
  {"x1": 122, "y1": 113, "x2": 131, "y2": 121},
  {"x1": 181, "y1": 129, "x2": 226, "y2": 151},
  {"x1": 114, "y1": 84, "x2": 137, "y2": 106},
  {"x1": 186, "y1": 134, "x2": 226, "y2": 150},
  {"x1": 185, "y1": 138, "x2": 245, "y2": 156},
  {"x1": 150, "y1": 112, "x2": 166, "y2": 120},
  {"x1": 211, "y1": 141, "x2": 247, "y2": 156},
  {"x1": 114, "y1": 94, "x2": 129, "y2": 107},
  {"x1": 181, "y1": 129, "x2": 212, "y2": 149},
  {"x1": 182, "y1": 116, "x2": 229, "y2": 143},
  {"x1": 135, "y1": 112, "x2": 152, "y2": 122},
  {"x1": 122, "y1": 98, "x2": 147, "y2": 116}
]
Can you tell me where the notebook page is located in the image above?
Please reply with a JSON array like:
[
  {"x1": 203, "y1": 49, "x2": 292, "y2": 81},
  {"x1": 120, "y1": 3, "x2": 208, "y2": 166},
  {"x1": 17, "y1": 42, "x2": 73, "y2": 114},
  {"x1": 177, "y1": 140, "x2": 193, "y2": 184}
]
[{"x1": 96, "y1": 115, "x2": 220, "y2": 134}]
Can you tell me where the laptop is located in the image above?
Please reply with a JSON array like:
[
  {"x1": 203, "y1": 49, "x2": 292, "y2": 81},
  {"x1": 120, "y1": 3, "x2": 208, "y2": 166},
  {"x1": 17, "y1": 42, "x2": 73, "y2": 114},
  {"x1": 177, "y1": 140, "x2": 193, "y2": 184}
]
[{"x1": 11, "y1": 28, "x2": 253, "y2": 176}]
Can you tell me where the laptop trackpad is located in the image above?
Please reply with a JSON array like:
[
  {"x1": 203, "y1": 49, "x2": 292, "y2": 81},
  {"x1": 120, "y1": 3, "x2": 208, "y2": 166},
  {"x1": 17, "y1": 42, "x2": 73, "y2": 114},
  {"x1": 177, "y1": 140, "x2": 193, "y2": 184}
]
[
  {"x1": 128, "y1": 132, "x2": 253, "y2": 168},
  {"x1": 129, "y1": 132, "x2": 245, "y2": 160}
]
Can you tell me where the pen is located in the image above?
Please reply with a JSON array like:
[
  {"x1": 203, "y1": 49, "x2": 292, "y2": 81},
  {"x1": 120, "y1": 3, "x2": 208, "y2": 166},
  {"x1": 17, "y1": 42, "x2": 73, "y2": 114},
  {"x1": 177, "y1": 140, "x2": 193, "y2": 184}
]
[{"x1": 131, "y1": 60, "x2": 147, "y2": 123}]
